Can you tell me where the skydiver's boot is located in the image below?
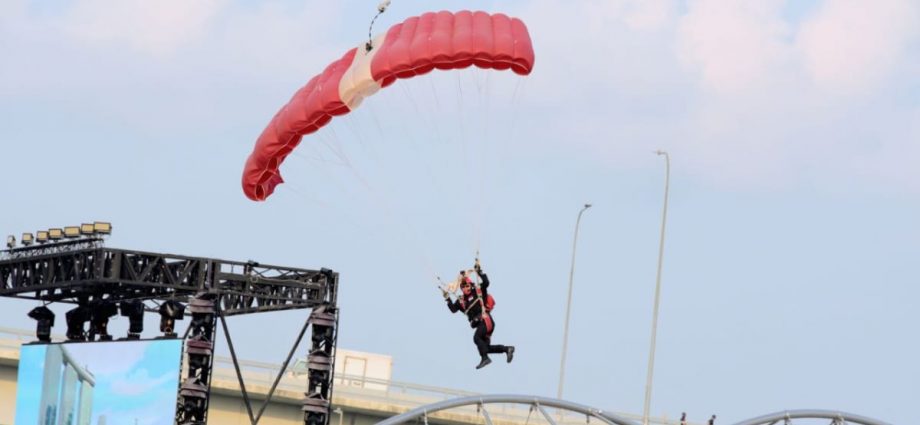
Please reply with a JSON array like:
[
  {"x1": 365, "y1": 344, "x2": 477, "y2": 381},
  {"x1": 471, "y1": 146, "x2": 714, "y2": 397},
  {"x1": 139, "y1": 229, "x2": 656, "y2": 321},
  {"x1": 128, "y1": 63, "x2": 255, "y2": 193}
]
[
  {"x1": 476, "y1": 356, "x2": 492, "y2": 369},
  {"x1": 506, "y1": 346, "x2": 515, "y2": 363}
]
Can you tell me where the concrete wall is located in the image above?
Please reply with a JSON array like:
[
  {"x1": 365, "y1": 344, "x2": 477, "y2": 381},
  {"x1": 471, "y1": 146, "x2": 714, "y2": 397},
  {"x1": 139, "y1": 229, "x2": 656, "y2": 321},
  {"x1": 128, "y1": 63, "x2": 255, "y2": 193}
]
[{"x1": 0, "y1": 357, "x2": 17, "y2": 425}]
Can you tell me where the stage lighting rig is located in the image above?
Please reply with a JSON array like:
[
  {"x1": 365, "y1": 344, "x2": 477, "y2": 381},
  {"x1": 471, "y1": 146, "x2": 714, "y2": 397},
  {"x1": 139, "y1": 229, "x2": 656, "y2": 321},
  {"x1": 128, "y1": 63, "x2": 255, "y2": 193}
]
[
  {"x1": 93, "y1": 221, "x2": 112, "y2": 235},
  {"x1": 89, "y1": 299, "x2": 118, "y2": 341},
  {"x1": 27, "y1": 306, "x2": 55, "y2": 343},
  {"x1": 120, "y1": 300, "x2": 145, "y2": 340},
  {"x1": 64, "y1": 226, "x2": 81, "y2": 238},
  {"x1": 5, "y1": 221, "x2": 113, "y2": 250},
  {"x1": 1, "y1": 236, "x2": 339, "y2": 425},
  {"x1": 65, "y1": 305, "x2": 92, "y2": 341},
  {"x1": 159, "y1": 300, "x2": 186, "y2": 338}
]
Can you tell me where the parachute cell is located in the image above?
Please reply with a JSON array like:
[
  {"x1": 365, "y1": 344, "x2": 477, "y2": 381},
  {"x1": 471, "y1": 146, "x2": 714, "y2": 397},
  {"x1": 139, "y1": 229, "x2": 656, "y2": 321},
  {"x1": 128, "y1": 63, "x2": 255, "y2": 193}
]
[{"x1": 242, "y1": 10, "x2": 535, "y2": 201}]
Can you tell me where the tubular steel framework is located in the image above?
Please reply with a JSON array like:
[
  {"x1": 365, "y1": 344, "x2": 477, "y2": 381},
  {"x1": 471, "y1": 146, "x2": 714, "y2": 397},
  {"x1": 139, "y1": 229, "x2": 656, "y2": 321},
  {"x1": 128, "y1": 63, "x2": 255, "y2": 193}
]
[
  {"x1": 375, "y1": 394, "x2": 643, "y2": 425},
  {"x1": 378, "y1": 396, "x2": 894, "y2": 425},
  {"x1": 731, "y1": 410, "x2": 893, "y2": 425},
  {"x1": 0, "y1": 240, "x2": 339, "y2": 425}
]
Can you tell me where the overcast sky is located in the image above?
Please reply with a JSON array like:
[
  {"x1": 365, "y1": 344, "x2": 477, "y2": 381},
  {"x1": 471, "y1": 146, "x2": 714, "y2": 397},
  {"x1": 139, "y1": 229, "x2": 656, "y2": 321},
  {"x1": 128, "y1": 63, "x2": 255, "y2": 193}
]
[{"x1": 1, "y1": 1, "x2": 918, "y2": 424}]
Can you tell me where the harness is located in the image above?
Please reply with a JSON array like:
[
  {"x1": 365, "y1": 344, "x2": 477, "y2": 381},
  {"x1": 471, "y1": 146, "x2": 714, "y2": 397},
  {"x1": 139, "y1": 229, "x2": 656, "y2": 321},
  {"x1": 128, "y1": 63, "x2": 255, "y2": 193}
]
[
  {"x1": 442, "y1": 260, "x2": 495, "y2": 335},
  {"x1": 458, "y1": 283, "x2": 494, "y2": 335},
  {"x1": 459, "y1": 285, "x2": 489, "y2": 314}
]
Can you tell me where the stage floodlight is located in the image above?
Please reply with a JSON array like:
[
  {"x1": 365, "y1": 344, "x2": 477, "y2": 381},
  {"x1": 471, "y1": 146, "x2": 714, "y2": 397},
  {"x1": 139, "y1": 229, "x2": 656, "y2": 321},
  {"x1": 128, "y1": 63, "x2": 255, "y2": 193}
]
[
  {"x1": 5, "y1": 235, "x2": 14, "y2": 249},
  {"x1": 120, "y1": 300, "x2": 145, "y2": 339},
  {"x1": 21, "y1": 233, "x2": 34, "y2": 246},
  {"x1": 27, "y1": 306, "x2": 55, "y2": 343},
  {"x1": 89, "y1": 300, "x2": 118, "y2": 341},
  {"x1": 80, "y1": 223, "x2": 95, "y2": 235},
  {"x1": 159, "y1": 300, "x2": 186, "y2": 338},
  {"x1": 93, "y1": 222, "x2": 112, "y2": 235},
  {"x1": 64, "y1": 226, "x2": 81, "y2": 238},
  {"x1": 36, "y1": 231, "x2": 49, "y2": 243},
  {"x1": 48, "y1": 228, "x2": 63, "y2": 240},
  {"x1": 65, "y1": 305, "x2": 91, "y2": 341}
]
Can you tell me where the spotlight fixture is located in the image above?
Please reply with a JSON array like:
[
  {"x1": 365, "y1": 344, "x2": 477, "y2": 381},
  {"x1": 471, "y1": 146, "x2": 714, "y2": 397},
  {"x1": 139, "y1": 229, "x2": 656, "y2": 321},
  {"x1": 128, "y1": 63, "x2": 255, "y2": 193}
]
[
  {"x1": 21, "y1": 233, "x2": 34, "y2": 246},
  {"x1": 80, "y1": 223, "x2": 95, "y2": 235},
  {"x1": 93, "y1": 222, "x2": 112, "y2": 235},
  {"x1": 65, "y1": 305, "x2": 91, "y2": 341},
  {"x1": 120, "y1": 300, "x2": 145, "y2": 340},
  {"x1": 159, "y1": 300, "x2": 186, "y2": 338},
  {"x1": 63, "y1": 226, "x2": 81, "y2": 238},
  {"x1": 89, "y1": 299, "x2": 118, "y2": 341},
  {"x1": 27, "y1": 306, "x2": 55, "y2": 343},
  {"x1": 48, "y1": 228, "x2": 63, "y2": 240},
  {"x1": 5, "y1": 235, "x2": 14, "y2": 249},
  {"x1": 36, "y1": 231, "x2": 49, "y2": 243}
]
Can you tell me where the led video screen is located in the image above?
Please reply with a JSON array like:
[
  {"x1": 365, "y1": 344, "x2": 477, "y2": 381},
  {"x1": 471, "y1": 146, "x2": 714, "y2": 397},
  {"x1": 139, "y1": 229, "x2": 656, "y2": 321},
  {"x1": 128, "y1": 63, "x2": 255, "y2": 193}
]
[{"x1": 15, "y1": 339, "x2": 182, "y2": 425}]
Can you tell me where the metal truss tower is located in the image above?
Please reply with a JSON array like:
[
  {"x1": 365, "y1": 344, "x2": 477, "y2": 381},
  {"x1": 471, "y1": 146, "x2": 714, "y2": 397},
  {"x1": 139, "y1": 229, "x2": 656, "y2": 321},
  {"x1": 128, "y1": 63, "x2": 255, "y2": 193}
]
[{"x1": 1, "y1": 239, "x2": 340, "y2": 425}]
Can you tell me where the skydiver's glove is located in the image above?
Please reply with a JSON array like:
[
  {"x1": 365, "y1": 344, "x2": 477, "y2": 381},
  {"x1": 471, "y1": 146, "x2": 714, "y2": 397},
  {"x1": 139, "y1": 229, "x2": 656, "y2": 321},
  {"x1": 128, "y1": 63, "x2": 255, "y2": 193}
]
[
  {"x1": 474, "y1": 258, "x2": 482, "y2": 273},
  {"x1": 441, "y1": 288, "x2": 450, "y2": 300}
]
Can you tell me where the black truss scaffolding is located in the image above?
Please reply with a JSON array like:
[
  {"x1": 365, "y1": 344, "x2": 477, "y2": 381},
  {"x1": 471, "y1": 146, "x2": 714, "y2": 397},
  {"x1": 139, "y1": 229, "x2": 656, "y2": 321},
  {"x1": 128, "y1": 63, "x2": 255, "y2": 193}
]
[
  {"x1": 0, "y1": 243, "x2": 336, "y2": 315},
  {"x1": 0, "y1": 241, "x2": 340, "y2": 425}
]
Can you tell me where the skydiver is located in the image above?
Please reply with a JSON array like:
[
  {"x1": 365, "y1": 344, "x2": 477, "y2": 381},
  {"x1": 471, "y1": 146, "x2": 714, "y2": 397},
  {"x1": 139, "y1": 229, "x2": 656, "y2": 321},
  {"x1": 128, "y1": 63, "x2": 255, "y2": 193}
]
[{"x1": 443, "y1": 260, "x2": 515, "y2": 369}]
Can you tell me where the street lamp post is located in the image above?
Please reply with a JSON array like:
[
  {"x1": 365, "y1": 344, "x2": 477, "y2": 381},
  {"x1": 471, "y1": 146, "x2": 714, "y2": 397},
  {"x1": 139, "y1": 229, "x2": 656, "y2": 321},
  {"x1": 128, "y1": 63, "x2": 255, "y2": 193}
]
[
  {"x1": 558, "y1": 203, "x2": 592, "y2": 400},
  {"x1": 642, "y1": 150, "x2": 670, "y2": 425}
]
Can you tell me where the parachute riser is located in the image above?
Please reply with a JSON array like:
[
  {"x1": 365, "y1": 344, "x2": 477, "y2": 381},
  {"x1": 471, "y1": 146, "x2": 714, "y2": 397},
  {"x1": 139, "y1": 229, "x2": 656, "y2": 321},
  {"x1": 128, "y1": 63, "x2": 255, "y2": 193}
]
[{"x1": 366, "y1": 1, "x2": 392, "y2": 52}]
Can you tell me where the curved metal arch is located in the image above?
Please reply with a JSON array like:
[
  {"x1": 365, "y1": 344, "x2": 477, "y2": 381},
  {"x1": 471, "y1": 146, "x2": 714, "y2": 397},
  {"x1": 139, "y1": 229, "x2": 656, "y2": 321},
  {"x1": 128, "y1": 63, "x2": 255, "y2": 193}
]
[
  {"x1": 375, "y1": 394, "x2": 642, "y2": 425},
  {"x1": 731, "y1": 409, "x2": 892, "y2": 425}
]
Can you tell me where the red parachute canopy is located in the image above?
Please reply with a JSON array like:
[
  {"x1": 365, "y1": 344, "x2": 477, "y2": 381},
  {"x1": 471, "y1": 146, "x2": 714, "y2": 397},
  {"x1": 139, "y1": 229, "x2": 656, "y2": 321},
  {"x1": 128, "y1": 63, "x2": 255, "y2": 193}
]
[{"x1": 242, "y1": 10, "x2": 535, "y2": 201}]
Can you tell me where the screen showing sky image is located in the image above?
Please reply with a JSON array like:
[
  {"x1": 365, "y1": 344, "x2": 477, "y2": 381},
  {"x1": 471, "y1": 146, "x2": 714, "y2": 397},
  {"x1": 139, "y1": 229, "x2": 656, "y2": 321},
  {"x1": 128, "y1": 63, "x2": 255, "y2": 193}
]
[{"x1": 15, "y1": 339, "x2": 182, "y2": 425}]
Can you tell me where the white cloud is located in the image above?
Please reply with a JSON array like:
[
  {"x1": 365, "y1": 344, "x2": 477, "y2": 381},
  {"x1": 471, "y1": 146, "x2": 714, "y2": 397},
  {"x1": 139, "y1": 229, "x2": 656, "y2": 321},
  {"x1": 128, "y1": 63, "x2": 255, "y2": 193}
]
[
  {"x1": 204, "y1": 1, "x2": 345, "y2": 75},
  {"x1": 677, "y1": 0, "x2": 793, "y2": 94},
  {"x1": 796, "y1": 0, "x2": 920, "y2": 95},
  {"x1": 1, "y1": 0, "x2": 916, "y2": 193},
  {"x1": 623, "y1": 0, "x2": 676, "y2": 31},
  {"x1": 515, "y1": 0, "x2": 919, "y2": 193},
  {"x1": 522, "y1": 0, "x2": 681, "y2": 93},
  {"x1": 0, "y1": 1, "x2": 343, "y2": 94},
  {"x1": 60, "y1": 0, "x2": 225, "y2": 56}
]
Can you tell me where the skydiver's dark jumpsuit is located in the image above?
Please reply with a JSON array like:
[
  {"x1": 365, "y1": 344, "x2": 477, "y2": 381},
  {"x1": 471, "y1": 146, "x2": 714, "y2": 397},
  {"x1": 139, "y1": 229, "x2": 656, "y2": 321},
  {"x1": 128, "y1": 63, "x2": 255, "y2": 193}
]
[{"x1": 446, "y1": 270, "x2": 510, "y2": 360}]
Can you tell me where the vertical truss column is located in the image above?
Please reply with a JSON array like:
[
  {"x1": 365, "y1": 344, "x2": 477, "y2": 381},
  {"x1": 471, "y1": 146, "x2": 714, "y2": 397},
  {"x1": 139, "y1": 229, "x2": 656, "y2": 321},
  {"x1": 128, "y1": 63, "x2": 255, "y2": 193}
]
[
  {"x1": 177, "y1": 293, "x2": 218, "y2": 425},
  {"x1": 302, "y1": 304, "x2": 338, "y2": 425}
]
